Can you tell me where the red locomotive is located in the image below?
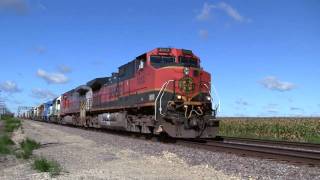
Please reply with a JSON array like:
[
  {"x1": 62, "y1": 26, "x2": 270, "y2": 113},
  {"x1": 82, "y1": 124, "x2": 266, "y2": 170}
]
[{"x1": 33, "y1": 48, "x2": 220, "y2": 138}]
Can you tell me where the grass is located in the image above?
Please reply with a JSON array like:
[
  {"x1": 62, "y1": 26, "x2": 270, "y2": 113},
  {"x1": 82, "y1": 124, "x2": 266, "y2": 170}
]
[
  {"x1": 0, "y1": 116, "x2": 18, "y2": 155},
  {"x1": 33, "y1": 157, "x2": 62, "y2": 177},
  {"x1": 0, "y1": 116, "x2": 41, "y2": 158},
  {"x1": 0, "y1": 134, "x2": 15, "y2": 154},
  {"x1": 219, "y1": 117, "x2": 320, "y2": 144},
  {"x1": 1, "y1": 116, "x2": 62, "y2": 176},
  {"x1": 1, "y1": 116, "x2": 21, "y2": 133},
  {"x1": 16, "y1": 138, "x2": 41, "y2": 159}
]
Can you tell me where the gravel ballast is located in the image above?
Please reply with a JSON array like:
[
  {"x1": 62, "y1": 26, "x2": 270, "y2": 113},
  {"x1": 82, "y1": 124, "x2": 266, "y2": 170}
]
[{"x1": 1, "y1": 120, "x2": 319, "y2": 180}]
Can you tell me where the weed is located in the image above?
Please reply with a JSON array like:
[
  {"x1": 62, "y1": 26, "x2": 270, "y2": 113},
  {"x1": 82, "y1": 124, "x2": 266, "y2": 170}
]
[
  {"x1": 3, "y1": 117, "x2": 21, "y2": 133},
  {"x1": 0, "y1": 134, "x2": 15, "y2": 154},
  {"x1": 16, "y1": 138, "x2": 41, "y2": 159},
  {"x1": 33, "y1": 157, "x2": 62, "y2": 177}
]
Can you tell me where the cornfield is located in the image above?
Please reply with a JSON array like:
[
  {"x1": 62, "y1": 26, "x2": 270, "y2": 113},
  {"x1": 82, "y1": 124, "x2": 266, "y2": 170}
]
[{"x1": 218, "y1": 117, "x2": 320, "y2": 143}]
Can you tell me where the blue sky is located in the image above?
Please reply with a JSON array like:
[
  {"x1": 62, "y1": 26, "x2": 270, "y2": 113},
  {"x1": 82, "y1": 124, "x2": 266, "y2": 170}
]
[{"x1": 0, "y1": 0, "x2": 319, "y2": 116}]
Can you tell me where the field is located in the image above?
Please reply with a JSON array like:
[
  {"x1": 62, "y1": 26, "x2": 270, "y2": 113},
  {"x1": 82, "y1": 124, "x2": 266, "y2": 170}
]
[{"x1": 218, "y1": 117, "x2": 320, "y2": 144}]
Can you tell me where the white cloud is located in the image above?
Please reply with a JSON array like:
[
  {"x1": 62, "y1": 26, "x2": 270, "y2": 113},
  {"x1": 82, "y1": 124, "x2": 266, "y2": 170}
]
[
  {"x1": 31, "y1": 88, "x2": 56, "y2": 100},
  {"x1": 36, "y1": 69, "x2": 69, "y2": 84},
  {"x1": 58, "y1": 65, "x2": 72, "y2": 73},
  {"x1": 34, "y1": 46, "x2": 46, "y2": 54},
  {"x1": 263, "y1": 103, "x2": 278, "y2": 114},
  {"x1": 91, "y1": 60, "x2": 104, "y2": 66},
  {"x1": 196, "y1": 2, "x2": 249, "y2": 23},
  {"x1": 0, "y1": 96, "x2": 8, "y2": 101},
  {"x1": 0, "y1": 80, "x2": 21, "y2": 93},
  {"x1": 37, "y1": 1, "x2": 47, "y2": 11},
  {"x1": 199, "y1": 29, "x2": 209, "y2": 40},
  {"x1": 217, "y1": 2, "x2": 247, "y2": 23},
  {"x1": 260, "y1": 76, "x2": 295, "y2": 92},
  {"x1": 196, "y1": 2, "x2": 215, "y2": 21},
  {"x1": 0, "y1": 0, "x2": 28, "y2": 14},
  {"x1": 233, "y1": 113, "x2": 246, "y2": 117},
  {"x1": 267, "y1": 109, "x2": 278, "y2": 114},
  {"x1": 235, "y1": 98, "x2": 249, "y2": 106},
  {"x1": 290, "y1": 107, "x2": 303, "y2": 111}
]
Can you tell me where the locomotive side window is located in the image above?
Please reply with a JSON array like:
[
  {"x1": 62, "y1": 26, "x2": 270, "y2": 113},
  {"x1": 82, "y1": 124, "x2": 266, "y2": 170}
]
[
  {"x1": 179, "y1": 56, "x2": 199, "y2": 67},
  {"x1": 135, "y1": 53, "x2": 147, "y2": 71}
]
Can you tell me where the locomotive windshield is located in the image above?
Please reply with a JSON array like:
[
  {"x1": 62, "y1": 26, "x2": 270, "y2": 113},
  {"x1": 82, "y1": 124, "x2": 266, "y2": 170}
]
[
  {"x1": 150, "y1": 56, "x2": 175, "y2": 68},
  {"x1": 150, "y1": 56, "x2": 175, "y2": 63},
  {"x1": 179, "y1": 56, "x2": 199, "y2": 67}
]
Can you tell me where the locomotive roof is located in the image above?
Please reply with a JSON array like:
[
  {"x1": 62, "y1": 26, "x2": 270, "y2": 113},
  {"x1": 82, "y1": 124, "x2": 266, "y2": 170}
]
[
  {"x1": 52, "y1": 96, "x2": 61, "y2": 103},
  {"x1": 64, "y1": 89, "x2": 75, "y2": 95},
  {"x1": 87, "y1": 77, "x2": 110, "y2": 90},
  {"x1": 75, "y1": 85, "x2": 91, "y2": 91},
  {"x1": 44, "y1": 101, "x2": 52, "y2": 105},
  {"x1": 75, "y1": 85, "x2": 91, "y2": 94},
  {"x1": 87, "y1": 77, "x2": 109, "y2": 86}
]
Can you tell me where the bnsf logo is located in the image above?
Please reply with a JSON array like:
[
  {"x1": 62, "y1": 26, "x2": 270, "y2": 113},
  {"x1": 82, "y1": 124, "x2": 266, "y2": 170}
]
[{"x1": 178, "y1": 77, "x2": 195, "y2": 94}]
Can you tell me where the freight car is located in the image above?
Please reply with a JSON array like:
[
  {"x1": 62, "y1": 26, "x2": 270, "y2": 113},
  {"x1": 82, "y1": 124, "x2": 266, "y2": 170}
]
[{"x1": 28, "y1": 48, "x2": 220, "y2": 138}]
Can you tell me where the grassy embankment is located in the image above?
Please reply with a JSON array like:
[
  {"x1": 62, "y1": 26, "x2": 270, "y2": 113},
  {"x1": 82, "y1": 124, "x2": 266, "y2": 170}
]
[
  {"x1": 219, "y1": 117, "x2": 320, "y2": 144},
  {"x1": 0, "y1": 115, "x2": 62, "y2": 176},
  {"x1": 0, "y1": 115, "x2": 21, "y2": 154}
]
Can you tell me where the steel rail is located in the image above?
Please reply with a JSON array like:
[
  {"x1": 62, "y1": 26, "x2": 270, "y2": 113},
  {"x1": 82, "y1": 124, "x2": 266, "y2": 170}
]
[
  {"x1": 220, "y1": 136, "x2": 320, "y2": 151},
  {"x1": 177, "y1": 138, "x2": 320, "y2": 166}
]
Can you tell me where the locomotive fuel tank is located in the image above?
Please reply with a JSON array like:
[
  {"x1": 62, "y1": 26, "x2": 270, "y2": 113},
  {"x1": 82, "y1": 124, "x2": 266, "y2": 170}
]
[{"x1": 98, "y1": 112, "x2": 127, "y2": 130}]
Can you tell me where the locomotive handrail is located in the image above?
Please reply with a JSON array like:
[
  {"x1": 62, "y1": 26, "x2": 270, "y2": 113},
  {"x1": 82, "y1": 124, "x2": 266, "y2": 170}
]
[
  {"x1": 159, "y1": 80, "x2": 175, "y2": 116},
  {"x1": 154, "y1": 80, "x2": 174, "y2": 121},
  {"x1": 202, "y1": 83, "x2": 221, "y2": 113}
]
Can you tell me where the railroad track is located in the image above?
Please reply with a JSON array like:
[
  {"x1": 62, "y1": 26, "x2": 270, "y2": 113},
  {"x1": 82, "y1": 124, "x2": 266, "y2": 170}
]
[
  {"x1": 221, "y1": 136, "x2": 320, "y2": 151},
  {"x1": 177, "y1": 137, "x2": 320, "y2": 166},
  {"x1": 26, "y1": 120, "x2": 320, "y2": 166}
]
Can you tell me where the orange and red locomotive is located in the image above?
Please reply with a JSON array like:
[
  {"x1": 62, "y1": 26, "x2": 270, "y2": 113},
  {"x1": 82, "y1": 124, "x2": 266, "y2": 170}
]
[{"x1": 33, "y1": 48, "x2": 220, "y2": 138}]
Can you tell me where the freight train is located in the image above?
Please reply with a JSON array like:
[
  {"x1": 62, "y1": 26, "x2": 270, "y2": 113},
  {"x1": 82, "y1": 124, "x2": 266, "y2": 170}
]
[{"x1": 23, "y1": 48, "x2": 220, "y2": 138}]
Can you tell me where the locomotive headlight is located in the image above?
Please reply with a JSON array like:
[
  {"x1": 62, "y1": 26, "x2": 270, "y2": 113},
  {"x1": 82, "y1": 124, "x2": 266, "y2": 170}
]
[
  {"x1": 183, "y1": 67, "x2": 190, "y2": 75},
  {"x1": 206, "y1": 96, "x2": 211, "y2": 101},
  {"x1": 176, "y1": 95, "x2": 182, "y2": 100}
]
